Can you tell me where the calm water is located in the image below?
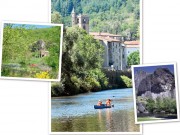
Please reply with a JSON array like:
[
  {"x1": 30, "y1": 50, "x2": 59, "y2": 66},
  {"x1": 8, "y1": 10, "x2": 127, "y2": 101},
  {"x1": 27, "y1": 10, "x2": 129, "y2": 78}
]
[{"x1": 51, "y1": 88, "x2": 140, "y2": 132}]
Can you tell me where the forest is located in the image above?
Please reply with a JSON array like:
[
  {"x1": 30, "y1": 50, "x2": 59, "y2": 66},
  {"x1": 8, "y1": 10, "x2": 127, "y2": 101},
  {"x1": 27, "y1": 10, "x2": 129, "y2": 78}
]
[
  {"x1": 51, "y1": 0, "x2": 140, "y2": 40},
  {"x1": 1, "y1": 23, "x2": 61, "y2": 79}
]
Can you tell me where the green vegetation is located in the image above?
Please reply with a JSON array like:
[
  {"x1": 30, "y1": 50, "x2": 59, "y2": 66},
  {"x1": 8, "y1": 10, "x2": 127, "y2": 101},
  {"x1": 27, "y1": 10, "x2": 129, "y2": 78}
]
[
  {"x1": 51, "y1": 0, "x2": 140, "y2": 40},
  {"x1": 137, "y1": 117, "x2": 163, "y2": 122},
  {"x1": 2, "y1": 23, "x2": 61, "y2": 79},
  {"x1": 50, "y1": 0, "x2": 139, "y2": 96},
  {"x1": 51, "y1": 27, "x2": 108, "y2": 96},
  {"x1": 127, "y1": 50, "x2": 140, "y2": 67},
  {"x1": 120, "y1": 75, "x2": 132, "y2": 88},
  {"x1": 51, "y1": 11, "x2": 62, "y2": 23},
  {"x1": 146, "y1": 98, "x2": 177, "y2": 114}
]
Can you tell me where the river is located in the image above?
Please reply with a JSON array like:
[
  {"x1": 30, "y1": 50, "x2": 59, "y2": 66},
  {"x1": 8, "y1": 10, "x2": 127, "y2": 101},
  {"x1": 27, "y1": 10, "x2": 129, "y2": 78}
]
[{"x1": 51, "y1": 88, "x2": 140, "y2": 132}]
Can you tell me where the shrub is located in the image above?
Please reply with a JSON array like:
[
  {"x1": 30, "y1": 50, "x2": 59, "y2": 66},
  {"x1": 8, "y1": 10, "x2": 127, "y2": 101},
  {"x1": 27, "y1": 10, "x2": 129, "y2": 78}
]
[
  {"x1": 120, "y1": 75, "x2": 132, "y2": 88},
  {"x1": 145, "y1": 97, "x2": 177, "y2": 114},
  {"x1": 35, "y1": 71, "x2": 50, "y2": 79},
  {"x1": 146, "y1": 99, "x2": 156, "y2": 113},
  {"x1": 51, "y1": 82, "x2": 64, "y2": 97}
]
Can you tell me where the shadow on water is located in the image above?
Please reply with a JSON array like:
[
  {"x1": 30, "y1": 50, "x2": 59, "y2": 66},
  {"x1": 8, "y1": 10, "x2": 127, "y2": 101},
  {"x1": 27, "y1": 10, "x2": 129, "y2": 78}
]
[{"x1": 51, "y1": 88, "x2": 140, "y2": 132}]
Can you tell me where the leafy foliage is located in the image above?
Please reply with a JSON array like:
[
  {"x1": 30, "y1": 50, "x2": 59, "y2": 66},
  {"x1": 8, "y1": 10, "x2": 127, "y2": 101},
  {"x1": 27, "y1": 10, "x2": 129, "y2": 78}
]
[
  {"x1": 146, "y1": 99, "x2": 156, "y2": 113},
  {"x1": 51, "y1": 0, "x2": 140, "y2": 39},
  {"x1": 51, "y1": 27, "x2": 108, "y2": 96},
  {"x1": 146, "y1": 98, "x2": 177, "y2": 114},
  {"x1": 120, "y1": 75, "x2": 132, "y2": 88},
  {"x1": 51, "y1": 11, "x2": 62, "y2": 23},
  {"x1": 127, "y1": 50, "x2": 140, "y2": 67},
  {"x1": 2, "y1": 24, "x2": 61, "y2": 79}
]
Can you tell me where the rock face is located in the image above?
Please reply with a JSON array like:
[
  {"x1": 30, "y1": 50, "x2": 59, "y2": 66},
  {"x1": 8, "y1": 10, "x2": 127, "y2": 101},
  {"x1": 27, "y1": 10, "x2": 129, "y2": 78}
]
[
  {"x1": 134, "y1": 70, "x2": 148, "y2": 94},
  {"x1": 137, "y1": 102, "x2": 146, "y2": 113},
  {"x1": 135, "y1": 68, "x2": 175, "y2": 100}
]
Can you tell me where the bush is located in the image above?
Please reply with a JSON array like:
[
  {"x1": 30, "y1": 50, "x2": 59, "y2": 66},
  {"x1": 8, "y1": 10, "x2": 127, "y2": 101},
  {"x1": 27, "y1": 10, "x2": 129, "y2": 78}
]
[
  {"x1": 146, "y1": 99, "x2": 156, "y2": 113},
  {"x1": 145, "y1": 98, "x2": 177, "y2": 114},
  {"x1": 120, "y1": 75, "x2": 132, "y2": 88},
  {"x1": 51, "y1": 82, "x2": 64, "y2": 97},
  {"x1": 35, "y1": 71, "x2": 50, "y2": 79}
]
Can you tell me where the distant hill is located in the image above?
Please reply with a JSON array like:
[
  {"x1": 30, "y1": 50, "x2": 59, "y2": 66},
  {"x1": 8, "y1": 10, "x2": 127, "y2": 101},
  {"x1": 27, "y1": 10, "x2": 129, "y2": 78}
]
[{"x1": 51, "y1": 0, "x2": 140, "y2": 40}]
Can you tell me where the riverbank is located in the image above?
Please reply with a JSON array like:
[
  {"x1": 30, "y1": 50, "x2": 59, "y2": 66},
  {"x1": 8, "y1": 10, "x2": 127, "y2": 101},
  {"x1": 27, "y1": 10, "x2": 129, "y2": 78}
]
[{"x1": 137, "y1": 114, "x2": 178, "y2": 122}]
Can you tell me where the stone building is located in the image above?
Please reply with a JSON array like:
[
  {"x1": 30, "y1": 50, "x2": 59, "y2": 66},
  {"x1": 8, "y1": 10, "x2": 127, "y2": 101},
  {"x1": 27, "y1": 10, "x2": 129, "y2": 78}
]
[
  {"x1": 71, "y1": 8, "x2": 89, "y2": 33},
  {"x1": 90, "y1": 32, "x2": 126, "y2": 70},
  {"x1": 71, "y1": 9, "x2": 139, "y2": 71}
]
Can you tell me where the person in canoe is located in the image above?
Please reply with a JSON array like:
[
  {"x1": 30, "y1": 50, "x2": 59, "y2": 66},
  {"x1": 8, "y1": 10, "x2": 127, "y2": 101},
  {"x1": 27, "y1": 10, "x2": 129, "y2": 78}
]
[
  {"x1": 106, "y1": 99, "x2": 112, "y2": 106},
  {"x1": 97, "y1": 100, "x2": 102, "y2": 106}
]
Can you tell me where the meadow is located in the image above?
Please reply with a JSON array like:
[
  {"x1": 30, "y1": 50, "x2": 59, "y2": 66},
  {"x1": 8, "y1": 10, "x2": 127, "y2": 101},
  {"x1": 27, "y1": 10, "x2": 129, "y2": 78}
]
[{"x1": 1, "y1": 23, "x2": 62, "y2": 80}]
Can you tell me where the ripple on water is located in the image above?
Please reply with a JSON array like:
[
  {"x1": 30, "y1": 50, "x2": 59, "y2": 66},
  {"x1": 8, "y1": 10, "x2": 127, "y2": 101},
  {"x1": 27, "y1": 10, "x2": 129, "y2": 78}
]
[{"x1": 51, "y1": 88, "x2": 140, "y2": 132}]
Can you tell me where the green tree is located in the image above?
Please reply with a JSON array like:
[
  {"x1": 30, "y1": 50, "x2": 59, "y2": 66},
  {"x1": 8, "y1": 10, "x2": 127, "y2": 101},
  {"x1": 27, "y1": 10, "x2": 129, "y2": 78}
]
[
  {"x1": 120, "y1": 75, "x2": 132, "y2": 88},
  {"x1": 51, "y1": 0, "x2": 140, "y2": 40},
  {"x1": 51, "y1": 11, "x2": 62, "y2": 23},
  {"x1": 127, "y1": 50, "x2": 140, "y2": 67},
  {"x1": 51, "y1": 26, "x2": 108, "y2": 96},
  {"x1": 2, "y1": 24, "x2": 32, "y2": 64},
  {"x1": 146, "y1": 99, "x2": 156, "y2": 113}
]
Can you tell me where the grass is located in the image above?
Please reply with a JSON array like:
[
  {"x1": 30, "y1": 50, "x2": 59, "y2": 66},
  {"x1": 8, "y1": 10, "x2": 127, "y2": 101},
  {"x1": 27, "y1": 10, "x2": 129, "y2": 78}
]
[
  {"x1": 137, "y1": 117, "x2": 164, "y2": 122},
  {"x1": 29, "y1": 57, "x2": 46, "y2": 65},
  {"x1": 1, "y1": 56, "x2": 56, "y2": 79}
]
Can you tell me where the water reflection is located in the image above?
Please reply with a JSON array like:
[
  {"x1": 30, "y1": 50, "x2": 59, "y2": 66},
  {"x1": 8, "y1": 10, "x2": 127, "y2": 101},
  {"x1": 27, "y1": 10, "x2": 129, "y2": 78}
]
[{"x1": 51, "y1": 88, "x2": 140, "y2": 132}]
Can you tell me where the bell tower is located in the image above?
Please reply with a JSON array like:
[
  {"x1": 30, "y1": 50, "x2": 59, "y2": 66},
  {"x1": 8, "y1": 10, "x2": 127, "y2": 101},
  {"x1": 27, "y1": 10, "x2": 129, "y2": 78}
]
[
  {"x1": 71, "y1": 8, "x2": 76, "y2": 26},
  {"x1": 71, "y1": 8, "x2": 89, "y2": 33}
]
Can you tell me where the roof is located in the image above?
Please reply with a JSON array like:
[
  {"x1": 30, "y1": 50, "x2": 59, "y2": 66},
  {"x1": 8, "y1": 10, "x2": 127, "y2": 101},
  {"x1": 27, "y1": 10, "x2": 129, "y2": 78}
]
[
  {"x1": 90, "y1": 32, "x2": 121, "y2": 37},
  {"x1": 125, "y1": 45, "x2": 139, "y2": 48},
  {"x1": 71, "y1": 7, "x2": 75, "y2": 13},
  {"x1": 124, "y1": 41, "x2": 140, "y2": 45},
  {"x1": 94, "y1": 36, "x2": 121, "y2": 42}
]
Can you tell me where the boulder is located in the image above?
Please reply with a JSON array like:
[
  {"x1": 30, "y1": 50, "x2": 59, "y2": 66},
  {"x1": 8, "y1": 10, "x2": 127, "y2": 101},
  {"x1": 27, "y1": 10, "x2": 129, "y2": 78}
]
[
  {"x1": 137, "y1": 102, "x2": 146, "y2": 113},
  {"x1": 135, "y1": 68, "x2": 175, "y2": 100}
]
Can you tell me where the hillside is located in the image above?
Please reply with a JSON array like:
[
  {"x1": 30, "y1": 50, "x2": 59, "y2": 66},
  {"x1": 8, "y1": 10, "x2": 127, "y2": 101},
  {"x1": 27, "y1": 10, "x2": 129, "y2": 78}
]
[{"x1": 51, "y1": 0, "x2": 140, "y2": 40}]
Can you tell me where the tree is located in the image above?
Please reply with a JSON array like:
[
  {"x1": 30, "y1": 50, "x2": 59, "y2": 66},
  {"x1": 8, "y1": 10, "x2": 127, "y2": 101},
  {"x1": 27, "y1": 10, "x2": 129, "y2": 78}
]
[
  {"x1": 146, "y1": 99, "x2": 156, "y2": 113},
  {"x1": 51, "y1": 11, "x2": 62, "y2": 23},
  {"x1": 51, "y1": 26, "x2": 108, "y2": 96},
  {"x1": 120, "y1": 75, "x2": 132, "y2": 88},
  {"x1": 2, "y1": 24, "x2": 32, "y2": 64},
  {"x1": 127, "y1": 50, "x2": 140, "y2": 67},
  {"x1": 51, "y1": 0, "x2": 140, "y2": 40}
]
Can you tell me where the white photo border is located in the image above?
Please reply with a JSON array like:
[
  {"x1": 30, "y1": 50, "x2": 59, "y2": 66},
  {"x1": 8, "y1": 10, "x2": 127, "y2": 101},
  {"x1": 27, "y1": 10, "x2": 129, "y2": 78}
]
[
  {"x1": 0, "y1": 21, "x2": 63, "y2": 82},
  {"x1": 132, "y1": 62, "x2": 180, "y2": 124},
  {"x1": 49, "y1": 0, "x2": 143, "y2": 134}
]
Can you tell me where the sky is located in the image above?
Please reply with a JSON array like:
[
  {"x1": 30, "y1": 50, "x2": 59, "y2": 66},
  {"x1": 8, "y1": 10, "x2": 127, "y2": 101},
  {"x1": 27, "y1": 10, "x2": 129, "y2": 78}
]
[
  {"x1": 133, "y1": 64, "x2": 175, "y2": 74},
  {"x1": 4, "y1": 23, "x2": 54, "y2": 29}
]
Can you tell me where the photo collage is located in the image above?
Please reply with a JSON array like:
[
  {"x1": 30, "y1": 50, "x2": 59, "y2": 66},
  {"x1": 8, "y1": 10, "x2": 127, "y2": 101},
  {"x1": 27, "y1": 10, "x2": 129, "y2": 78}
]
[{"x1": 0, "y1": 0, "x2": 179, "y2": 134}]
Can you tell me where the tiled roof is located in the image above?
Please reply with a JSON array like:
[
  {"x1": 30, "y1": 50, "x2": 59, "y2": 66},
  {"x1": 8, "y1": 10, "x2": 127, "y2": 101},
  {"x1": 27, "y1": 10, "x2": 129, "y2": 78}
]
[
  {"x1": 125, "y1": 45, "x2": 139, "y2": 48},
  {"x1": 124, "y1": 41, "x2": 139, "y2": 45},
  {"x1": 90, "y1": 32, "x2": 121, "y2": 37},
  {"x1": 94, "y1": 36, "x2": 121, "y2": 42}
]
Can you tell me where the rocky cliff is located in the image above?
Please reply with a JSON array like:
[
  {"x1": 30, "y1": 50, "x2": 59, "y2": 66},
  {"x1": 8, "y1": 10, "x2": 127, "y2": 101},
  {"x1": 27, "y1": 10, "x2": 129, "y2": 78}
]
[{"x1": 135, "y1": 68, "x2": 176, "y2": 100}]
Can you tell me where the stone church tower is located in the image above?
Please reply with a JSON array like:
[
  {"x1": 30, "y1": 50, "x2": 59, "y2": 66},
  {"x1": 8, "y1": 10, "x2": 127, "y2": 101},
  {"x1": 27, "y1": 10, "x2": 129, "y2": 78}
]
[{"x1": 71, "y1": 8, "x2": 89, "y2": 33}]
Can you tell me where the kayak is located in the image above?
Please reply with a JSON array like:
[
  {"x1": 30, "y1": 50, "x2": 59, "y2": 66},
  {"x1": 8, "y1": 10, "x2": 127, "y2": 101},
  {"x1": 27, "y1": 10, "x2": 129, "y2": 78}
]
[{"x1": 94, "y1": 104, "x2": 114, "y2": 109}]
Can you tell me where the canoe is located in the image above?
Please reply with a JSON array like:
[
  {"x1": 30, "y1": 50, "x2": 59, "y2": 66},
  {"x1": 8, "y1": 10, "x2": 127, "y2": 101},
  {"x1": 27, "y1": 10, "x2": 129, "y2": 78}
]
[{"x1": 94, "y1": 104, "x2": 114, "y2": 109}]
